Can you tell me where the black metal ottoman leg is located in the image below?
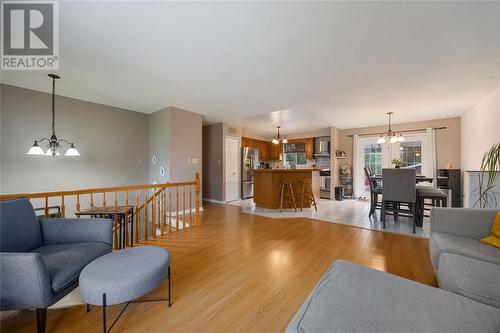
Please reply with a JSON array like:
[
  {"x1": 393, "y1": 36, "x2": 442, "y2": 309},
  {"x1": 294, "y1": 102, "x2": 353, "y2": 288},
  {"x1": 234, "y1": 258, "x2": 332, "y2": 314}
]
[
  {"x1": 103, "y1": 293, "x2": 107, "y2": 333},
  {"x1": 168, "y1": 265, "x2": 171, "y2": 307}
]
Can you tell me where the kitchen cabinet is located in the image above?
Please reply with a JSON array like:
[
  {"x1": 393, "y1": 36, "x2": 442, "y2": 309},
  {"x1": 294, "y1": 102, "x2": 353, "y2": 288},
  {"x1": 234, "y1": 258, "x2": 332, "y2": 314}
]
[
  {"x1": 260, "y1": 142, "x2": 269, "y2": 161},
  {"x1": 242, "y1": 137, "x2": 270, "y2": 161},
  {"x1": 283, "y1": 138, "x2": 314, "y2": 159},
  {"x1": 268, "y1": 143, "x2": 282, "y2": 161},
  {"x1": 305, "y1": 138, "x2": 314, "y2": 159}
]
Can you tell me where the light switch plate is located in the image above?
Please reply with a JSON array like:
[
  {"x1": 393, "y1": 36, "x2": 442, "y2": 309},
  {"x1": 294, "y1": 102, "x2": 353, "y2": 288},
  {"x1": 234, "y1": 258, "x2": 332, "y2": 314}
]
[{"x1": 187, "y1": 158, "x2": 191, "y2": 164}]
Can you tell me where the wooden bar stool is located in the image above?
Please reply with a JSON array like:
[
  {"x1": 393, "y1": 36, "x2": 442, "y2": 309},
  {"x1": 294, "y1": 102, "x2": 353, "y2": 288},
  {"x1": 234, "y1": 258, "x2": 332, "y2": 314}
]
[
  {"x1": 299, "y1": 181, "x2": 318, "y2": 212},
  {"x1": 277, "y1": 181, "x2": 297, "y2": 212}
]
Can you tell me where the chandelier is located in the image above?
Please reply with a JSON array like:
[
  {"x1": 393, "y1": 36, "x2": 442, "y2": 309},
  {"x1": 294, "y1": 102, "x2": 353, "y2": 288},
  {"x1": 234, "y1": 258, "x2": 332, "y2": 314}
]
[
  {"x1": 377, "y1": 112, "x2": 405, "y2": 144},
  {"x1": 271, "y1": 126, "x2": 288, "y2": 144},
  {"x1": 27, "y1": 74, "x2": 80, "y2": 157}
]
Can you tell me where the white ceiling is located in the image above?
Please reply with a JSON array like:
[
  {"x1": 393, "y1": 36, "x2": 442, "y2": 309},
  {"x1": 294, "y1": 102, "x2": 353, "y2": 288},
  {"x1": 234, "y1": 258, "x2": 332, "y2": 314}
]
[{"x1": 2, "y1": 1, "x2": 499, "y2": 136}]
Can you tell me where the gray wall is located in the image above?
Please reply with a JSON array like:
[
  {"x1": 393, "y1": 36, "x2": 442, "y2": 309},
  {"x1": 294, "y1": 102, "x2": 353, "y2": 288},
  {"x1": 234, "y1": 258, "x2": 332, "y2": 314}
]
[
  {"x1": 148, "y1": 107, "x2": 202, "y2": 185},
  {"x1": 169, "y1": 107, "x2": 202, "y2": 183},
  {"x1": 202, "y1": 123, "x2": 223, "y2": 201},
  {"x1": 0, "y1": 84, "x2": 149, "y2": 194},
  {"x1": 148, "y1": 109, "x2": 170, "y2": 183}
]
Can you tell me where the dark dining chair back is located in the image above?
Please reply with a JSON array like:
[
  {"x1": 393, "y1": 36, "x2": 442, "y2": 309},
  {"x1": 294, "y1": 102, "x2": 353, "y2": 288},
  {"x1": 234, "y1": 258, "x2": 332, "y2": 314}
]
[
  {"x1": 364, "y1": 167, "x2": 375, "y2": 192},
  {"x1": 382, "y1": 168, "x2": 416, "y2": 203}
]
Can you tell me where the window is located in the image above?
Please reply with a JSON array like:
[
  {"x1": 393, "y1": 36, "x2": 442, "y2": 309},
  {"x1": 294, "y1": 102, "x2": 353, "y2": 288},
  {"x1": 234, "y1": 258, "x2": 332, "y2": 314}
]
[
  {"x1": 284, "y1": 153, "x2": 307, "y2": 167},
  {"x1": 363, "y1": 144, "x2": 382, "y2": 192},
  {"x1": 400, "y1": 141, "x2": 422, "y2": 175}
]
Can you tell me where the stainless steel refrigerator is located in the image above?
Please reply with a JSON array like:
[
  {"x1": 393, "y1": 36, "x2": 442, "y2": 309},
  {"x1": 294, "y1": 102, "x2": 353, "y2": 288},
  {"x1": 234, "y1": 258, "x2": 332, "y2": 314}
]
[{"x1": 241, "y1": 147, "x2": 259, "y2": 199}]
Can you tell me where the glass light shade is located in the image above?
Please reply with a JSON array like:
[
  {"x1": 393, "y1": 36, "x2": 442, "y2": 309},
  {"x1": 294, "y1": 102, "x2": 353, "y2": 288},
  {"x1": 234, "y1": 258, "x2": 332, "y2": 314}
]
[
  {"x1": 282, "y1": 137, "x2": 288, "y2": 144},
  {"x1": 272, "y1": 138, "x2": 279, "y2": 144},
  {"x1": 27, "y1": 143, "x2": 45, "y2": 155},
  {"x1": 65, "y1": 146, "x2": 80, "y2": 156},
  {"x1": 397, "y1": 134, "x2": 405, "y2": 142},
  {"x1": 389, "y1": 136, "x2": 398, "y2": 143},
  {"x1": 46, "y1": 149, "x2": 61, "y2": 156},
  {"x1": 377, "y1": 136, "x2": 386, "y2": 144}
]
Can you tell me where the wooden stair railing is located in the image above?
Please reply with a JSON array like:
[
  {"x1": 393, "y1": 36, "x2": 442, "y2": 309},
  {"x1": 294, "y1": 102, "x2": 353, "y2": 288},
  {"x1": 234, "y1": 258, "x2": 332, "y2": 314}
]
[{"x1": 0, "y1": 173, "x2": 201, "y2": 247}]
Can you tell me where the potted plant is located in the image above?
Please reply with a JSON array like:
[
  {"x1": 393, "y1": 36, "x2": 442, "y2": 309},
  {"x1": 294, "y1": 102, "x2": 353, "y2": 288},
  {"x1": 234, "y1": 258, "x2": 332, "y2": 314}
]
[
  {"x1": 391, "y1": 158, "x2": 402, "y2": 168},
  {"x1": 475, "y1": 142, "x2": 500, "y2": 208}
]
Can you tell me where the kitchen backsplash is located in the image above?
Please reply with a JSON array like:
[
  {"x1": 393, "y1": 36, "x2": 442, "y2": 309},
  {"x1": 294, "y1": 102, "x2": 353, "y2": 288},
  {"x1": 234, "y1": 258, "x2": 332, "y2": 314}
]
[
  {"x1": 315, "y1": 156, "x2": 331, "y2": 169},
  {"x1": 266, "y1": 159, "x2": 318, "y2": 169}
]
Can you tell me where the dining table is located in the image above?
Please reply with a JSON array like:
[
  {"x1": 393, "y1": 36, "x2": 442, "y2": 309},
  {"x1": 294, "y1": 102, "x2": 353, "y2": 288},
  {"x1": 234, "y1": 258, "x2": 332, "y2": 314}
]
[{"x1": 370, "y1": 174, "x2": 448, "y2": 227}]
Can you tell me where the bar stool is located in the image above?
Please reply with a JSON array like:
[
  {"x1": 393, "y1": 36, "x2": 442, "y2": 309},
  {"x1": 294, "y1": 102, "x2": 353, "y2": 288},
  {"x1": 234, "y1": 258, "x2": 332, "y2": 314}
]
[
  {"x1": 299, "y1": 181, "x2": 318, "y2": 212},
  {"x1": 277, "y1": 181, "x2": 297, "y2": 212}
]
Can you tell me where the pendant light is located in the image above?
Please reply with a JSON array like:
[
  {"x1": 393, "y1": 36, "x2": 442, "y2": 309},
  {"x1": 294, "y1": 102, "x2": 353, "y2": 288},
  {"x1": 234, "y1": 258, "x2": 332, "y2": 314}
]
[
  {"x1": 27, "y1": 74, "x2": 80, "y2": 157},
  {"x1": 271, "y1": 126, "x2": 287, "y2": 144},
  {"x1": 377, "y1": 112, "x2": 405, "y2": 144}
]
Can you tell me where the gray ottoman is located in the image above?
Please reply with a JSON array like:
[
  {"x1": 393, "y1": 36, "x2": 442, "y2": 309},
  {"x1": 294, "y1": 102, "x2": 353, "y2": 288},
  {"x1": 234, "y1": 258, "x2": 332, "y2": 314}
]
[{"x1": 79, "y1": 246, "x2": 171, "y2": 332}]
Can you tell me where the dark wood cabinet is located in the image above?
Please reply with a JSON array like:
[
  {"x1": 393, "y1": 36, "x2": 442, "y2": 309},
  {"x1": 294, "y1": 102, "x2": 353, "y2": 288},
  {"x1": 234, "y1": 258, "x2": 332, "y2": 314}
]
[{"x1": 437, "y1": 169, "x2": 461, "y2": 207}]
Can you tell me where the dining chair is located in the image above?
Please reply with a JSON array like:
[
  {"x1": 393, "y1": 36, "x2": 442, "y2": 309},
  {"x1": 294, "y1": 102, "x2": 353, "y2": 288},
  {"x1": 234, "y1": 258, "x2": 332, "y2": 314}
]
[
  {"x1": 381, "y1": 168, "x2": 417, "y2": 233},
  {"x1": 364, "y1": 168, "x2": 382, "y2": 217}
]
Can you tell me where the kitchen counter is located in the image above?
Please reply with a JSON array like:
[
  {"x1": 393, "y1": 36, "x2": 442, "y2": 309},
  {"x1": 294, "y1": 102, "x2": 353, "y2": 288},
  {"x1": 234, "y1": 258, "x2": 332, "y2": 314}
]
[
  {"x1": 254, "y1": 168, "x2": 322, "y2": 173},
  {"x1": 253, "y1": 169, "x2": 320, "y2": 209}
]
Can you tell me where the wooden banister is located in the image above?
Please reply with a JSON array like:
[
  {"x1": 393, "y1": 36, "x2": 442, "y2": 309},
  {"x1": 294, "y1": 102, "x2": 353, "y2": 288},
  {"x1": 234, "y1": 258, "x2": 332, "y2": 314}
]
[{"x1": 0, "y1": 174, "x2": 202, "y2": 247}]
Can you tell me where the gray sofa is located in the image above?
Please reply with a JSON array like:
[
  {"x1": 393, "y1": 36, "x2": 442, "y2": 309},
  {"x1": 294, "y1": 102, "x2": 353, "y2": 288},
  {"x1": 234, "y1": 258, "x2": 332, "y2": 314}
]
[
  {"x1": 429, "y1": 207, "x2": 500, "y2": 308},
  {"x1": 287, "y1": 207, "x2": 500, "y2": 332},
  {"x1": 0, "y1": 198, "x2": 113, "y2": 333},
  {"x1": 286, "y1": 260, "x2": 500, "y2": 333}
]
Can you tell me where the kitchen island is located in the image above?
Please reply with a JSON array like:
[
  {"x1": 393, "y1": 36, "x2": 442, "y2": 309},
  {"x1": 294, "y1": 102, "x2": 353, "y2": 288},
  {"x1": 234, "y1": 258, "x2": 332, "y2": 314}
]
[{"x1": 253, "y1": 169, "x2": 321, "y2": 209}]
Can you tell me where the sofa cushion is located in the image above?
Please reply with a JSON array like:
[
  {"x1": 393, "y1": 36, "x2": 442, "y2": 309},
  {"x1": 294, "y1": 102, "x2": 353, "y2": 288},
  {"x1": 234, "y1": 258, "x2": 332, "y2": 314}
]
[
  {"x1": 438, "y1": 254, "x2": 500, "y2": 308},
  {"x1": 286, "y1": 260, "x2": 500, "y2": 333},
  {"x1": 31, "y1": 242, "x2": 111, "y2": 293},
  {"x1": 0, "y1": 198, "x2": 42, "y2": 252},
  {"x1": 429, "y1": 232, "x2": 500, "y2": 269}
]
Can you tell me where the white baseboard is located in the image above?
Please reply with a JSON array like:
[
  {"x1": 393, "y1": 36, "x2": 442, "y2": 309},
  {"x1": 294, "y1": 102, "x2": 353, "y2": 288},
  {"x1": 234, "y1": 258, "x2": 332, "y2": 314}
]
[{"x1": 203, "y1": 198, "x2": 225, "y2": 204}]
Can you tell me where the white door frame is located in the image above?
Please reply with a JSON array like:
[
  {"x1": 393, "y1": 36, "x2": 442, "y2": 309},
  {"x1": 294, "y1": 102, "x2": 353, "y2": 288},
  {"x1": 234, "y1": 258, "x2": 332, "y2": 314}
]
[{"x1": 224, "y1": 136, "x2": 240, "y2": 202}]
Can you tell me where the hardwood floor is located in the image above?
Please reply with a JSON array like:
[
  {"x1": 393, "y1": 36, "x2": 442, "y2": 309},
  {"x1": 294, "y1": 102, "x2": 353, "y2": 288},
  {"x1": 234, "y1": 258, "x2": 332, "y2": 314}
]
[{"x1": 1, "y1": 203, "x2": 437, "y2": 333}]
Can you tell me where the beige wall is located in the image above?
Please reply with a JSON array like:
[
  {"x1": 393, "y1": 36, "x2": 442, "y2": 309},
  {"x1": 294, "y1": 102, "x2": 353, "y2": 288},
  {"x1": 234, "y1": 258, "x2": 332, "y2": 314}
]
[
  {"x1": 461, "y1": 86, "x2": 500, "y2": 171},
  {"x1": 338, "y1": 117, "x2": 462, "y2": 170},
  {"x1": 0, "y1": 84, "x2": 149, "y2": 194}
]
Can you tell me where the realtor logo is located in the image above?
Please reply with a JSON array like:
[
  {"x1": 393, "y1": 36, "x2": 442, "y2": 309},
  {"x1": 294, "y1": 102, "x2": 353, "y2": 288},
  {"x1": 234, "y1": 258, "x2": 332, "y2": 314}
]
[{"x1": 1, "y1": 1, "x2": 59, "y2": 70}]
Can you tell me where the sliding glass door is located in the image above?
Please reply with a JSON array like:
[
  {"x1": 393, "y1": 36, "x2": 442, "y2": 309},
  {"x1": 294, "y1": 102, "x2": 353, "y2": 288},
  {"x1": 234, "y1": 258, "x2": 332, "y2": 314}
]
[{"x1": 355, "y1": 133, "x2": 428, "y2": 197}]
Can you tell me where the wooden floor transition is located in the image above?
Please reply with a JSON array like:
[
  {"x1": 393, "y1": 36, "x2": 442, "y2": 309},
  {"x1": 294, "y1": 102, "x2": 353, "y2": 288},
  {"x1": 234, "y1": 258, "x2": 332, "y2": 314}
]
[{"x1": 1, "y1": 203, "x2": 437, "y2": 333}]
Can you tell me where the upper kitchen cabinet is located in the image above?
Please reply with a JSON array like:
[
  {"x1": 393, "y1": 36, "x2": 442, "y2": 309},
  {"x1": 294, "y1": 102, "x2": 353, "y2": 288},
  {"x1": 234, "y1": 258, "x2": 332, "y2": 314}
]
[
  {"x1": 305, "y1": 138, "x2": 314, "y2": 159},
  {"x1": 242, "y1": 137, "x2": 270, "y2": 161},
  {"x1": 285, "y1": 138, "x2": 314, "y2": 159},
  {"x1": 259, "y1": 141, "x2": 269, "y2": 161},
  {"x1": 269, "y1": 143, "x2": 283, "y2": 161}
]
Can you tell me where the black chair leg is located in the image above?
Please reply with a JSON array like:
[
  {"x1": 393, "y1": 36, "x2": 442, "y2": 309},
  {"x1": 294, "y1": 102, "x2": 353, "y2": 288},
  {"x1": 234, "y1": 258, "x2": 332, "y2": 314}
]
[
  {"x1": 381, "y1": 200, "x2": 386, "y2": 229},
  {"x1": 411, "y1": 203, "x2": 416, "y2": 234},
  {"x1": 36, "y1": 308, "x2": 46, "y2": 333}
]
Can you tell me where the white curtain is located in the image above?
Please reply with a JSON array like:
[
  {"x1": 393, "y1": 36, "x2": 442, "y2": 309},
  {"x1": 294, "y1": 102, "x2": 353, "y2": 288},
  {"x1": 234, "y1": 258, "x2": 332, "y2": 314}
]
[
  {"x1": 423, "y1": 128, "x2": 437, "y2": 183},
  {"x1": 352, "y1": 134, "x2": 364, "y2": 199}
]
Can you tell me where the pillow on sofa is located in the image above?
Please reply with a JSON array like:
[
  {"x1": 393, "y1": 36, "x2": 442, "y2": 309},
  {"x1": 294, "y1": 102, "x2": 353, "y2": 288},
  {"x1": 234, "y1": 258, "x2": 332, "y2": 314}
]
[{"x1": 481, "y1": 211, "x2": 500, "y2": 248}]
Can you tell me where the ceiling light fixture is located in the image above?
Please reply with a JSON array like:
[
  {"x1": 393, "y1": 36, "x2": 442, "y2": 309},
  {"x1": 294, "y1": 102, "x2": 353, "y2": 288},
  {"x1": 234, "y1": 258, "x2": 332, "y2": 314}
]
[
  {"x1": 376, "y1": 112, "x2": 405, "y2": 144},
  {"x1": 27, "y1": 74, "x2": 80, "y2": 157},
  {"x1": 271, "y1": 126, "x2": 287, "y2": 144}
]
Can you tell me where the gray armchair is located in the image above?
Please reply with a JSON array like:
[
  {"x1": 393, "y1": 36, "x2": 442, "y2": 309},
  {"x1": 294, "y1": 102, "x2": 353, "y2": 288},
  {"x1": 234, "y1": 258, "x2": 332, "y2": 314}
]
[{"x1": 0, "y1": 197, "x2": 112, "y2": 333}]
